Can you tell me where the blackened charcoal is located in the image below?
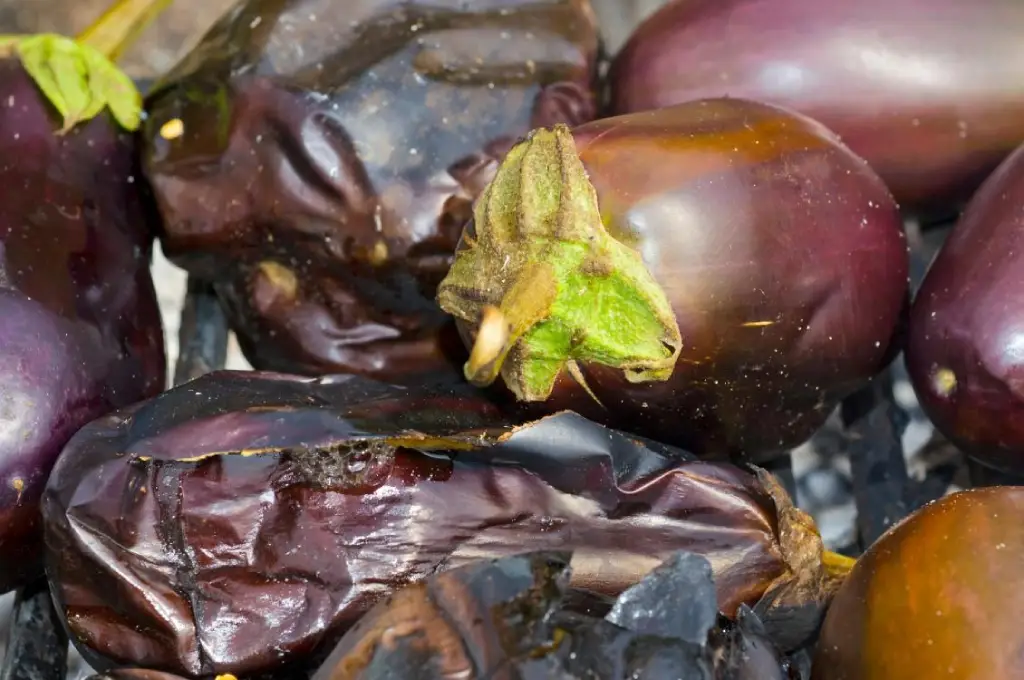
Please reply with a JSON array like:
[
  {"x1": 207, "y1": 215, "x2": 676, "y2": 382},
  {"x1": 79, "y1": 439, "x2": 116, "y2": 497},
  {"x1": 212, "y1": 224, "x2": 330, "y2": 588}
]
[
  {"x1": 710, "y1": 607, "x2": 797, "y2": 680},
  {"x1": 0, "y1": 581, "x2": 67, "y2": 680},
  {"x1": 173, "y1": 277, "x2": 229, "y2": 386},
  {"x1": 605, "y1": 551, "x2": 717, "y2": 645},
  {"x1": 544, "y1": 617, "x2": 713, "y2": 680}
]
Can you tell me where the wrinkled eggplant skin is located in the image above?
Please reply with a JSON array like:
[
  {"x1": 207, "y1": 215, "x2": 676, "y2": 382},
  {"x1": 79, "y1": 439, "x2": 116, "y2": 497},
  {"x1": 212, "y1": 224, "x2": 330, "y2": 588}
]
[
  {"x1": 0, "y1": 61, "x2": 166, "y2": 594},
  {"x1": 608, "y1": 0, "x2": 1024, "y2": 217},
  {"x1": 311, "y1": 552, "x2": 574, "y2": 680},
  {"x1": 906, "y1": 144, "x2": 1024, "y2": 475},
  {"x1": 142, "y1": 0, "x2": 600, "y2": 384},
  {"x1": 43, "y1": 370, "x2": 794, "y2": 677},
  {"x1": 813, "y1": 487, "x2": 1024, "y2": 680},
  {"x1": 314, "y1": 551, "x2": 794, "y2": 680},
  {"x1": 483, "y1": 99, "x2": 908, "y2": 459}
]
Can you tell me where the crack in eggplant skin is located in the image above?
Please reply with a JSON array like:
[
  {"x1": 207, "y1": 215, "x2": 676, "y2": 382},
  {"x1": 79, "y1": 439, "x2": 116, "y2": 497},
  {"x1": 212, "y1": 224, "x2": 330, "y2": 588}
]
[
  {"x1": 41, "y1": 371, "x2": 828, "y2": 678},
  {"x1": 140, "y1": 0, "x2": 600, "y2": 385}
]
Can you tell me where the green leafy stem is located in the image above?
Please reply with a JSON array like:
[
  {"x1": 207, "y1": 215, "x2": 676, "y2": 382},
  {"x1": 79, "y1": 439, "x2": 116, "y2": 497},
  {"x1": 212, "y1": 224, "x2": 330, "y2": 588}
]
[{"x1": 0, "y1": 0, "x2": 173, "y2": 133}]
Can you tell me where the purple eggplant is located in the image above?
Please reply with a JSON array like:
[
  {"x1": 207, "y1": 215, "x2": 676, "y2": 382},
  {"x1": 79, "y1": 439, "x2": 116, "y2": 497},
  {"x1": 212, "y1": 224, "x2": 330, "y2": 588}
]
[
  {"x1": 42, "y1": 370, "x2": 845, "y2": 677},
  {"x1": 436, "y1": 100, "x2": 908, "y2": 460},
  {"x1": 608, "y1": 0, "x2": 1024, "y2": 217},
  {"x1": 0, "y1": 0, "x2": 168, "y2": 594},
  {"x1": 140, "y1": 0, "x2": 600, "y2": 385},
  {"x1": 906, "y1": 142, "x2": 1024, "y2": 475}
]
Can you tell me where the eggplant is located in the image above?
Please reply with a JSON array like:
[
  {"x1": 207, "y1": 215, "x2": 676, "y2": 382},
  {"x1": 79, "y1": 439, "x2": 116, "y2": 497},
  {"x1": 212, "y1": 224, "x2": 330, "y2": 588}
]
[
  {"x1": 0, "y1": 0, "x2": 168, "y2": 595},
  {"x1": 311, "y1": 550, "x2": 799, "y2": 679},
  {"x1": 140, "y1": 0, "x2": 601, "y2": 384},
  {"x1": 436, "y1": 100, "x2": 908, "y2": 460},
  {"x1": 42, "y1": 370, "x2": 845, "y2": 677},
  {"x1": 812, "y1": 487, "x2": 1024, "y2": 680},
  {"x1": 905, "y1": 142, "x2": 1024, "y2": 476},
  {"x1": 607, "y1": 0, "x2": 1024, "y2": 218}
]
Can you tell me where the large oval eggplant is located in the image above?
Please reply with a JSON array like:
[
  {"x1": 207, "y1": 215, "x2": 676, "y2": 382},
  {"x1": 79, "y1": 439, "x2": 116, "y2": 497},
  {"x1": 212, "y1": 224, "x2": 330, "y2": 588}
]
[
  {"x1": 608, "y1": 0, "x2": 1024, "y2": 217},
  {"x1": 0, "y1": 0, "x2": 167, "y2": 594},
  {"x1": 42, "y1": 370, "x2": 841, "y2": 677},
  {"x1": 437, "y1": 99, "x2": 909, "y2": 460},
  {"x1": 141, "y1": 0, "x2": 600, "y2": 384},
  {"x1": 905, "y1": 142, "x2": 1024, "y2": 475}
]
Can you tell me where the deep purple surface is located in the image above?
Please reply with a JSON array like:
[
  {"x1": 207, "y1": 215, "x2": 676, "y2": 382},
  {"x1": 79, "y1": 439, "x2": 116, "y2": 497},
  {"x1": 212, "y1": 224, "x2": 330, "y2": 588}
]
[
  {"x1": 0, "y1": 60, "x2": 166, "y2": 593},
  {"x1": 906, "y1": 142, "x2": 1024, "y2": 474},
  {"x1": 609, "y1": 0, "x2": 1024, "y2": 216}
]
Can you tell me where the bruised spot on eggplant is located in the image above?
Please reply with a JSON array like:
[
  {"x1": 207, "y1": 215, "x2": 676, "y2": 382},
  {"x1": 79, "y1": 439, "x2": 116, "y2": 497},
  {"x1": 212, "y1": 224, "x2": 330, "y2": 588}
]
[{"x1": 931, "y1": 367, "x2": 957, "y2": 397}]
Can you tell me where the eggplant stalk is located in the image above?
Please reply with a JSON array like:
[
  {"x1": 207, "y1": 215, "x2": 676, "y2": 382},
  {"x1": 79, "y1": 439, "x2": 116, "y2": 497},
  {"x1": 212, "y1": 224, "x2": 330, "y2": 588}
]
[{"x1": 437, "y1": 124, "x2": 682, "y2": 401}]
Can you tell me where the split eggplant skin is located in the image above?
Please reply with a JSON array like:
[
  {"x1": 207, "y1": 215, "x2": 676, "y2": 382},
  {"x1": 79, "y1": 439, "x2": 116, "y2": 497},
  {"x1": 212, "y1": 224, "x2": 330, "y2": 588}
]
[
  {"x1": 481, "y1": 99, "x2": 908, "y2": 460},
  {"x1": 607, "y1": 0, "x2": 1024, "y2": 217},
  {"x1": 0, "y1": 60, "x2": 166, "y2": 595},
  {"x1": 141, "y1": 0, "x2": 600, "y2": 384},
  {"x1": 42, "y1": 370, "x2": 807, "y2": 677},
  {"x1": 905, "y1": 143, "x2": 1024, "y2": 475},
  {"x1": 812, "y1": 487, "x2": 1024, "y2": 680}
]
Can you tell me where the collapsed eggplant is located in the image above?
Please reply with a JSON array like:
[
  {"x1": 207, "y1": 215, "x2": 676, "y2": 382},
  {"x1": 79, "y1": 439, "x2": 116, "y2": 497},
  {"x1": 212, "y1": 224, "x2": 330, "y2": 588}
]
[
  {"x1": 42, "y1": 370, "x2": 845, "y2": 677},
  {"x1": 436, "y1": 100, "x2": 908, "y2": 460},
  {"x1": 0, "y1": 0, "x2": 168, "y2": 595},
  {"x1": 312, "y1": 551, "x2": 799, "y2": 679},
  {"x1": 608, "y1": 0, "x2": 1024, "y2": 217},
  {"x1": 141, "y1": 0, "x2": 601, "y2": 384}
]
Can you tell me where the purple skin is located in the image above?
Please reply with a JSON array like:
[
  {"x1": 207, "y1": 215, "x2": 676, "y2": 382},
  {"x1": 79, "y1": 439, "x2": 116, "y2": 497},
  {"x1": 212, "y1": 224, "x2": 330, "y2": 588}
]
[
  {"x1": 0, "y1": 60, "x2": 166, "y2": 594},
  {"x1": 906, "y1": 142, "x2": 1024, "y2": 475},
  {"x1": 608, "y1": 0, "x2": 1024, "y2": 217}
]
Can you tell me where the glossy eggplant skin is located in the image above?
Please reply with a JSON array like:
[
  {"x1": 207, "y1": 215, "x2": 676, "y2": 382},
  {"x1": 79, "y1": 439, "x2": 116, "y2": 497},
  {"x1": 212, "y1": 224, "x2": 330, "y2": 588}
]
[
  {"x1": 813, "y1": 487, "x2": 1024, "y2": 680},
  {"x1": 905, "y1": 144, "x2": 1024, "y2": 475},
  {"x1": 608, "y1": 0, "x2": 1024, "y2": 217},
  {"x1": 484, "y1": 99, "x2": 908, "y2": 460},
  {"x1": 42, "y1": 370, "x2": 830, "y2": 677},
  {"x1": 0, "y1": 60, "x2": 166, "y2": 595},
  {"x1": 141, "y1": 0, "x2": 600, "y2": 384}
]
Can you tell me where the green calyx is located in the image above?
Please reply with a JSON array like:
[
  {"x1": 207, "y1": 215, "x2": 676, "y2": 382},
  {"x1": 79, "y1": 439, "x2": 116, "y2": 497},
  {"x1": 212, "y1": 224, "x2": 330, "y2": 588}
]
[
  {"x1": 436, "y1": 124, "x2": 682, "y2": 402},
  {"x1": 0, "y1": 34, "x2": 141, "y2": 133},
  {"x1": 0, "y1": 0, "x2": 173, "y2": 133}
]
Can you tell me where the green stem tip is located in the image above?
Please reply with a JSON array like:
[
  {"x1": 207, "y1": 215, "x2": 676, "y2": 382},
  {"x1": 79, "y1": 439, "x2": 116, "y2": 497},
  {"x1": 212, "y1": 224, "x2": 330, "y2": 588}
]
[
  {"x1": 0, "y1": 0, "x2": 173, "y2": 133},
  {"x1": 436, "y1": 124, "x2": 682, "y2": 402}
]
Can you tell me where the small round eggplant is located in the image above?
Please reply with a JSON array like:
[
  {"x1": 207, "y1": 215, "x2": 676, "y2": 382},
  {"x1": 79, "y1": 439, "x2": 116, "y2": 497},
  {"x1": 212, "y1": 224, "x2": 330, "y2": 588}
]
[
  {"x1": 813, "y1": 487, "x2": 1024, "y2": 680},
  {"x1": 906, "y1": 143, "x2": 1024, "y2": 475},
  {"x1": 436, "y1": 100, "x2": 908, "y2": 459},
  {"x1": 608, "y1": 0, "x2": 1024, "y2": 217},
  {"x1": 141, "y1": 0, "x2": 600, "y2": 384},
  {"x1": 0, "y1": 0, "x2": 168, "y2": 594}
]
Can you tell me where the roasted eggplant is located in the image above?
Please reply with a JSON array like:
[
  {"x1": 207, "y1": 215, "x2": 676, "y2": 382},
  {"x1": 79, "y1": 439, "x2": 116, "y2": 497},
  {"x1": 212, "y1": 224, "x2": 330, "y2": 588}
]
[
  {"x1": 608, "y1": 0, "x2": 1024, "y2": 217},
  {"x1": 906, "y1": 140, "x2": 1024, "y2": 476},
  {"x1": 0, "y1": 0, "x2": 167, "y2": 594},
  {"x1": 436, "y1": 100, "x2": 908, "y2": 460},
  {"x1": 813, "y1": 487, "x2": 1024, "y2": 680},
  {"x1": 43, "y1": 370, "x2": 845, "y2": 677},
  {"x1": 141, "y1": 0, "x2": 600, "y2": 384},
  {"x1": 311, "y1": 550, "x2": 800, "y2": 679}
]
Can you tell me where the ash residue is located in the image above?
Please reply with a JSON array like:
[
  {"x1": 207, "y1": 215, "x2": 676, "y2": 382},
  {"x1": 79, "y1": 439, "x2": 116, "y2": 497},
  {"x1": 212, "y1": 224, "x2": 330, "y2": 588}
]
[{"x1": 287, "y1": 439, "x2": 397, "y2": 492}]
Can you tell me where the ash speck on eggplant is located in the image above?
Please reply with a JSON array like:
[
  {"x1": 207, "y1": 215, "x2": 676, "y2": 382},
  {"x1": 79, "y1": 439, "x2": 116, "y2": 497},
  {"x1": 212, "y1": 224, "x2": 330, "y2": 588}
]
[{"x1": 287, "y1": 439, "x2": 398, "y2": 491}]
